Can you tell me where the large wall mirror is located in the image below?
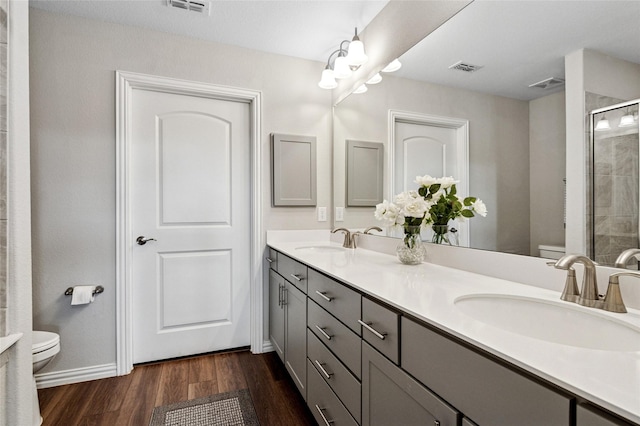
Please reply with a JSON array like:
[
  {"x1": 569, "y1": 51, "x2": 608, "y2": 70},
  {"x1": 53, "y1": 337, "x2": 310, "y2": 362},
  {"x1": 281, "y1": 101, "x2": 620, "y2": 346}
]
[{"x1": 333, "y1": 0, "x2": 640, "y2": 264}]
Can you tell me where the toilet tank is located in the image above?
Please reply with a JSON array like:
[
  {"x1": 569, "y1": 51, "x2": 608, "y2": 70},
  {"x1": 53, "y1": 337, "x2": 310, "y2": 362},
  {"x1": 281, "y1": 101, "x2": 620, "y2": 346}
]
[{"x1": 538, "y1": 245, "x2": 566, "y2": 260}]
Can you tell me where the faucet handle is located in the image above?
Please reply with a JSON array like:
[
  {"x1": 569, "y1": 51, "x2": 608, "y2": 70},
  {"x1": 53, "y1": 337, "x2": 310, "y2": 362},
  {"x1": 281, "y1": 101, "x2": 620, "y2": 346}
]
[
  {"x1": 548, "y1": 262, "x2": 580, "y2": 302},
  {"x1": 364, "y1": 226, "x2": 383, "y2": 235},
  {"x1": 603, "y1": 272, "x2": 640, "y2": 313}
]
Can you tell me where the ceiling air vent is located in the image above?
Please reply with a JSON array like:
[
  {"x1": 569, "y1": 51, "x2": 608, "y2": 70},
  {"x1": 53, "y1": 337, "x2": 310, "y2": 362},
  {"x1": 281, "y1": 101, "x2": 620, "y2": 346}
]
[
  {"x1": 448, "y1": 61, "x2": 483, "y2": 73},
  {"x1": 167, "y1": 0, "x2": 210, "y2": 15},
  {"x1": 528, "y1": 77, "x2": 565, "y2": 90}
]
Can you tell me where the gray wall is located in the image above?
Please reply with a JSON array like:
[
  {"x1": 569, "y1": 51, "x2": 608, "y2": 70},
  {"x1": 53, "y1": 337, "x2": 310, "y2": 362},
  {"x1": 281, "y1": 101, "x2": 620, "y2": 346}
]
[
  {"x1": 29, "y1": 9, "x2": 332, "y2": 374},
  {"x1": 529, "y1": 91, "x2": 566, "y2": 255},
  {"x1": 334, "y1": 74, "x2": 531, "y2": 254}
]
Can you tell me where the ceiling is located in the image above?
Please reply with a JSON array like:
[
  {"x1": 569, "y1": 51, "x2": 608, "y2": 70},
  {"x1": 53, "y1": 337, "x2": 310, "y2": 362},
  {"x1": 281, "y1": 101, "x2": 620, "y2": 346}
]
[
  {"x1": 397, "y1": 0, "x2": 640, "y2": 101},
  {"x1": 28, "y1": 0, "x2": 389, "y2": 63},
  {"x1": 29, "y1": 1, "x2": 640, "y2": 101}
]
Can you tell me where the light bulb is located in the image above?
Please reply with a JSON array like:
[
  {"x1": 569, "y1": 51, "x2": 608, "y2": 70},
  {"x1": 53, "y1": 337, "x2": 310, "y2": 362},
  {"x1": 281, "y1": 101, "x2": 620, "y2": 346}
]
[
  {"x1": 594, "y1": 116, "x2": 610, "y2": 131},
  {"x1": 333, "y1": 55, "x2": 352, "y2": 79},
  {"x1": 381, "y1": 58, "x2": 402, "y2": 73},
  {"x1": 619, "y1": 109, "x2": 635, "y2": 127},
  {"x1": 353, "y1": 84, "x2": 368, "y2": 94},
  {"x1": 366, "y1": 73, "x2": 382, "y2": 85},
  {"x1": 345, "y1": 29, "x2": 368, "y2": 67},
  {"x1": 318, "y1": 68, "x2": 337, "y2": 89}
]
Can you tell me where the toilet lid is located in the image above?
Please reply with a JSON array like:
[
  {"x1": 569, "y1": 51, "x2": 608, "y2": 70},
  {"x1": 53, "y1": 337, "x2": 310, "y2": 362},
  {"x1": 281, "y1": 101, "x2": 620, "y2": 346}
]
[{"x1": 32, "y1": 331, "x2": 60, "y2": 353}]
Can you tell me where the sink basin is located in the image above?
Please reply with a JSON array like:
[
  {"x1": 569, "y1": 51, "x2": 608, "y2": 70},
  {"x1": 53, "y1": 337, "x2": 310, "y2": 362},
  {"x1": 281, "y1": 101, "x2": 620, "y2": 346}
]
[
  {"x1": 454, "y1": 294, "x2": 640, "y2": 351},
  {"x1": 295, "y1": 245, "x2": 346, "y2": 252}
]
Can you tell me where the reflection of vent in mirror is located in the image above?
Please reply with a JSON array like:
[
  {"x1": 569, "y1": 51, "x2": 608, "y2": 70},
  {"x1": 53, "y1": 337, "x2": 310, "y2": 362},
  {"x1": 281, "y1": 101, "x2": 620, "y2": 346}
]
[
  {"x1": 167, "y1": 0, "x2": 210, "y2": 15},
  {"x1": 448, "y1": 61, "x2": 483, "y2": 73},
  {"x1": 528, "y1": 77, "x2": 565, "y2": 90}
]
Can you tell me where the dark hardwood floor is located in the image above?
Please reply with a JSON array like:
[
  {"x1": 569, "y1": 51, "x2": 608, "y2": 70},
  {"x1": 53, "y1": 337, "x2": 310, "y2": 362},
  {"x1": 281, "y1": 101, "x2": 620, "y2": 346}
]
[{"x1": 38, "y1": 350, "x2": 316, "y2": 426}]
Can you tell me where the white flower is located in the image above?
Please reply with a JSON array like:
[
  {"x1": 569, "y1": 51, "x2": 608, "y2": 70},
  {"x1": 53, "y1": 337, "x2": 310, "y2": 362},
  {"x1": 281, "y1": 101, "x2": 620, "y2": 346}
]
[
  {"x1": 374, "y1": 200, "x2": 405, "y2": 226},
  {"x1": 415, "y1": 174, "x2": 437, "y2": 187},
  {"x1": 471, "y1": 199, "x2": 488, "y2": 217},
  {"x1": 401, "y1": 196, "x2": 430, "y2": 218},
  {"x1": 393, "y1": 190, "x2": 417, "y2": 208},
  {"x1": 436, "y1": 176, "x2": 459, "y2": 189}
]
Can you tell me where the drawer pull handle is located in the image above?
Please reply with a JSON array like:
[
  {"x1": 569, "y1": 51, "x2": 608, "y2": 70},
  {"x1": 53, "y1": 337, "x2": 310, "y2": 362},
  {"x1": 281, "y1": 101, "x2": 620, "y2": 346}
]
[
  {"x1": 434, "y1": 421, "x2": 440, "y2": 426},
  {"x1": 314, "y1": 360, "x2": 333, "y2": 380},
  {"x1": 315, "y1": 405, "x2": 335, "y2": 425},
  {"x1": 281, "y1": 288, "x2": 287, "y2": 306},
  {"x1": 290, "y1": 274, "x2": 304, "y2": 282},
  {"x1": 315, "y1": 325, "x2": 333, "y2": 341},
  {"x1": 315, "y1": 290, "x2": 333, "y2": 302},
  {"x1": 266, "y1": 257, "x2": 275, "y2": 263},
  {"x1": 358, "y1": 319, "x2": 387, "y2": 340}
]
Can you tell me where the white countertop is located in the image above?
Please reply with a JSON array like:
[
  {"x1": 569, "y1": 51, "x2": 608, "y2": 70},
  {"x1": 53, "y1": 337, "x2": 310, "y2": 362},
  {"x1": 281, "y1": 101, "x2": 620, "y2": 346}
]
[{"x1": 267, "y1": 239, "x2": 640, "y2": 424}]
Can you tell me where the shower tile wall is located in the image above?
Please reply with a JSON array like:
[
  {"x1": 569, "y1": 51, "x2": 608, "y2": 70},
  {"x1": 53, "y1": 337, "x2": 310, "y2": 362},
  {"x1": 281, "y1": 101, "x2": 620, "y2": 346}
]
[
  {"x1": 0, "y1": 0, "x2": 6, "y2": 336},
  {"x1": 594, "y1": 132, "x2": 639, "y2": 265}
]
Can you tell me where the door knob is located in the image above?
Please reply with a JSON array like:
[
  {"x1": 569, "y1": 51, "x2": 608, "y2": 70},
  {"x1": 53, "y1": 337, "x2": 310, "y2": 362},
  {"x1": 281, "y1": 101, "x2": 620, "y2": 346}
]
[{"x1": 136, "y1": 236, "x2": 157, "y2": 246}]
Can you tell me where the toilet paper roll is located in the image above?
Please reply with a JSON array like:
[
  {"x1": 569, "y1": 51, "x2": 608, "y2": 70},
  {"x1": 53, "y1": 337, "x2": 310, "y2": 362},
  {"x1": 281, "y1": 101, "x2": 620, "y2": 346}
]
[{"x1": 71, "y1": 286, "x2": 96, "y2": 306}]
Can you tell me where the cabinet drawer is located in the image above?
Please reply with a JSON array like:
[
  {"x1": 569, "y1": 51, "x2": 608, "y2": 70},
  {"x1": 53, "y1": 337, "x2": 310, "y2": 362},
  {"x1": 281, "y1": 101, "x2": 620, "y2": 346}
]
[
  {"x1": 361, "y1": 297, "x2": 399, "y2": 364},
  {"x1": 362, "y1": 341, "x2": 459, "y2": 426},
  {"x1": 266, "y1": 248, "x2": 278, "y2": 271},
  {"x1": 308, "y1": 329, "x2": 361, "y2": 424},
  {"x1": 576, "y1": 404, "x2": 633, "y2": 426},
  {"x1": 308, "y1": 269, "x2": 362, "y2": 335},
  {"x1": 308, "y1": 360, "x2": 359, "y2": 426},
  {"x1": 401, "y1": 317, "x2": 573, "y2": 426},
  {"x1": 278, "y1": 253, "x2": 307, "y2": 293},
  {"x1": 308, "y1": 300, "x2": 361, "y2": 379}
]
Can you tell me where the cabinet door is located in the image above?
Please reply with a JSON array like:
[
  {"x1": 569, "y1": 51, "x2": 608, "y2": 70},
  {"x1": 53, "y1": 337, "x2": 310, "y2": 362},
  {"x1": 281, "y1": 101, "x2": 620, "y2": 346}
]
[
  {"x1": 285, "y1": 281, "x2": 307, "y2": 400},
  {"x1": 269, "y1": 270, "x2": 285, "y2": 361},
  {"x1": 577, "y1": 404, "x2": 634, "y2": 426},
  {"x1": 402, "y1": 317, "x2": 573, "y2": 426},
  {"x1": 362, "y1": 342, "x2": 459, "y2": 426}
]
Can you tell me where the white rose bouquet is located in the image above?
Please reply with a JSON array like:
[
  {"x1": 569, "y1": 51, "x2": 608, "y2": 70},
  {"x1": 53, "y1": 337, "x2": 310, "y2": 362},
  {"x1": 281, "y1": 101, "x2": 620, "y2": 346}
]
[{"x1": 375, "y1": 175, "x2": 487, "y2": 245}]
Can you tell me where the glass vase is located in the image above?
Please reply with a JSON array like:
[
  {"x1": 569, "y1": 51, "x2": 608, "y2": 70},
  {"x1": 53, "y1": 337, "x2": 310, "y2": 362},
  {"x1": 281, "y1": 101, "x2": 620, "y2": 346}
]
[
  {"x1": 396, "y1": 226, "x2": 426, "y2": 265},
  {"x1": 431, "y1": 224, "x2": 451, "y2": 245}
]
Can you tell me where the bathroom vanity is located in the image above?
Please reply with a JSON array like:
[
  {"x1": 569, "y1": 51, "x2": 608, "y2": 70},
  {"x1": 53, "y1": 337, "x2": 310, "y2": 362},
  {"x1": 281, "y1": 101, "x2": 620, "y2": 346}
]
[{"x1": 266, "y1": 236, "x2": 640, "y2": 426}]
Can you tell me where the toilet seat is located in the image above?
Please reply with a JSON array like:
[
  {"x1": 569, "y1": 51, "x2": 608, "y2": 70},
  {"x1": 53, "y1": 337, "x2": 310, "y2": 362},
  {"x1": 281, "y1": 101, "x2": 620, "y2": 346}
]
[{"x1": 32, "y1": 331, "x2": 60, "y2": 355}]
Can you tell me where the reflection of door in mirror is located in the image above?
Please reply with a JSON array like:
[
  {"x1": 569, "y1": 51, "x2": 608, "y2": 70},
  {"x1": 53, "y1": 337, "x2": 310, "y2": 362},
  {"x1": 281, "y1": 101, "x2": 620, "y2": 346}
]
[{"x1": 390, "y1": 112, "x2": 469, "y2": 246}]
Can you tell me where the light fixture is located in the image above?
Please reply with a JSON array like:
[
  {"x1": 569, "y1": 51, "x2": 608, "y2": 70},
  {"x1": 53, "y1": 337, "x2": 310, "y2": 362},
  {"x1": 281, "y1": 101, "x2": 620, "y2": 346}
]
[
  {"x1": 594, "y1": 115, "x2": 611, "y2": 131},
  {"x1": 318, "y1": 27, "x2": 368, "y2": 90},
  {"x1": 366, "y1": 73, "x2": 382, "y2": 85},
  {"x1": 318, "y1": 65, "x2": 337, "y2": 89},
  {"x1": 345, "y1": 28, "x2": 368, "y2": 67},
  {"x1": 333, "y1": 53, "x2": 352, "y2": 79},
  {"x1": 619, "y1": 109, "x2": 635, "y2": 127},
  {"x1": 353, "y1": 84, "x2": 368, "y2": 94},
  {"x1": 381, "y1": 58, "x2": 402, "y2": 73}
]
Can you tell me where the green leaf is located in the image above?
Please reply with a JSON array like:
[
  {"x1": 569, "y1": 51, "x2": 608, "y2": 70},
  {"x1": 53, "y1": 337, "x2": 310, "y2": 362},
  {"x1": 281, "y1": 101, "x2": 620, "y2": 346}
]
[
  {"x1": 429, "y1": 184, "x2": 441, "y2": 194},
  {"x1": 463, "y1": 197, "x2": 476, "y2": 206},
  {"x1": 450, "y1": 185, "x2": 457, "y2": 196},
  {"x1": 461, "y1": 209, "x2": 475, "y2": 218},
  {"x1": 418, "y1": 187, "x2": 427, "y2": 197}
]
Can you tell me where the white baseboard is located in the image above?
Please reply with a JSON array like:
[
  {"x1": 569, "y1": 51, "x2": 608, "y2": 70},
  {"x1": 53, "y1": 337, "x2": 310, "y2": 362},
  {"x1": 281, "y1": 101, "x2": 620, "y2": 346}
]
[
  {"x1": 260, "y1": 340, "x2": 274, "y2": 353},
  {"x1": 35, "y1": 363, "x2": 118, "y2": 389}
]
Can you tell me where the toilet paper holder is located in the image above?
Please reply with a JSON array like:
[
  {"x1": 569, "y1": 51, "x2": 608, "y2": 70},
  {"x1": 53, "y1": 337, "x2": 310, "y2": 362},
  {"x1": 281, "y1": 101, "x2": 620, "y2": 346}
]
[{"x1": 64, "y1": 286, "x2": 104, "y2": 296}]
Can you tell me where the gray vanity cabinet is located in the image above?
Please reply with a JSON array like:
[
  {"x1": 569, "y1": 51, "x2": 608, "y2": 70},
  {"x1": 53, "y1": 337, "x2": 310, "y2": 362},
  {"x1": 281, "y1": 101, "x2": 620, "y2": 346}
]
[
  {"x1": 401, "y1": 317, "x2": 573, "y2": 426},
  {"x1": 284, "y1": 280, "x2": 307, "y2": 400},
  {"x1": 362, "y1": 341, "x2": 459, "y2": 426},
  {"x1": 577, "y1": 404, "x2": 635, "y2": 426},
  {"x1": 267, "y1": 252, "x2": 308, "y2": 400},
  {"x1": 268, "y1": 269, "x2": 285, "y2": 362},
  {"x1": 308, "y1": 359, "x2": 359, "y2": 426},
  {"x1": 360, "y1": 297, "x2": 399, "y2": 364}
]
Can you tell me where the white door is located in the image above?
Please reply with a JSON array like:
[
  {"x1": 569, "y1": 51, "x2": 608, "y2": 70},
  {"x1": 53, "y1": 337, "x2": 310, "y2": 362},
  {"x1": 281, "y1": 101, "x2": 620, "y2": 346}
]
[
  {"x1": 394, "y1": 122, "x2": 457, "y2": 194},
  {"x1": 130, "y1": 88, "x2": 251, "y2": 363},
  {"x1": 393, "y1": 120, "x2": 468, "y2": 245}
]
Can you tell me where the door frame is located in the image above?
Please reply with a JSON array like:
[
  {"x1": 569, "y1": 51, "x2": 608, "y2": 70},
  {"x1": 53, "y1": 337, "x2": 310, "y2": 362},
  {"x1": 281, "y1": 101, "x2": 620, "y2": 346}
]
[
  {"x1": 115, "y1": 71, "x2": 263, "y2": 375},
  {"x1": 388, "y1": 110, "x2": 470, "y2": 246}
]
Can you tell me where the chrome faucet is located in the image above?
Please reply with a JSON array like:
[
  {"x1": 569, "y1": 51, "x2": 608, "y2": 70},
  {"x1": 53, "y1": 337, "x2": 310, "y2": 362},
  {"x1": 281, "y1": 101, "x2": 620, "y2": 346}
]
[
  {"x1": 614, "y1": 248, "x2": 640, "y2": 269},
  {"x1": 554, "y1": 254, "x2": 600, "y2": 307},
  {"x1": 332, "y1": 227, "x2": 353, "y2": 248}
]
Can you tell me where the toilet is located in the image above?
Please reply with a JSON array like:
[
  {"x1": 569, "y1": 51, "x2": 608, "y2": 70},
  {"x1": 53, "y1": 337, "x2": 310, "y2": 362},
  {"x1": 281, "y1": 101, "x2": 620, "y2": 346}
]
[
  {"x1": 538, "y1": 244, "x2": 566, "y2": 260},
  {"x1": 32, "y1": 331, "x2": 60, "y2": 426}
]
